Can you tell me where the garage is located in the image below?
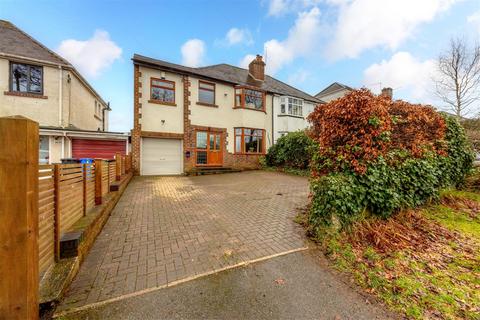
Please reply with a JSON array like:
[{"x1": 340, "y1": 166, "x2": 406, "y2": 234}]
[
  {"x1": 141, "y1": 138, "x2": 183, "y2": 175},
  {"x1": 72, "y1": 139, "x2": 126, "y2": 159}
]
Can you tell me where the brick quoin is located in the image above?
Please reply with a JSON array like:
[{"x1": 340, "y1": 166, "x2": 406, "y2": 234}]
[
  {"x1": 133, "y1": 66, "x2": 262, "y2": 175},
  {"x1": 131, "y1": 64, "x2": 142, "y2": 175}
]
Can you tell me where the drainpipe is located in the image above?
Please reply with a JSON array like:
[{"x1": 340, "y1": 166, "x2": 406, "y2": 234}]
[
  {"x1": 67, "y1": 73, "x2": 72, "y2": 127},
  {"x1": 61, "y1": 133, "x2": 65, "y2": 159},
  {"x1": 271, "y1": 95, "x2": 275, "y2": 145},
  {"x1": 58, "y1": 66, "x2": 63, "y2": 127}
]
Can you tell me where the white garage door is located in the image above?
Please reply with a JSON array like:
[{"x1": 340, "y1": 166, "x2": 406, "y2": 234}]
[{"x1": 141, "y1": 138, "x2": 183, "y2": 175}]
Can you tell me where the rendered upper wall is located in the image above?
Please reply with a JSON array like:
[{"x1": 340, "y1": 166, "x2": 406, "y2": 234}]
[{"x1": 0, "y1": 58, "x2": 107, "y2": 130}]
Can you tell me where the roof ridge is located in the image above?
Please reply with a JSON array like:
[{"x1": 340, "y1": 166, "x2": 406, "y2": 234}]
[
  {"x1": 133, "y1": 54, "x2": 321, "y2": 103},
  {"x1": 1, "y1": 20, "x2": 71, "y2": 66},
  {"x1": 264, "y1": 74, "x2": 318, "y2": 101},
  {"x1": 315, "y1": 82, "x2": 353, "y2": 97},
  {"x1": 200, "y1": 63, "x2": 319, "y2": 101}
]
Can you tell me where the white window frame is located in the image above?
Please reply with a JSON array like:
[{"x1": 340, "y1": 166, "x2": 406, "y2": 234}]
[{"x1": 280, "y1": 96, "x2": 303, "y2": 117}]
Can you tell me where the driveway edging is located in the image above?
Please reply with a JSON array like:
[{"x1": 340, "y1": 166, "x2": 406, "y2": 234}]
[{"x1": 54, "y1": 246, "x2": 309, "y2": 318}]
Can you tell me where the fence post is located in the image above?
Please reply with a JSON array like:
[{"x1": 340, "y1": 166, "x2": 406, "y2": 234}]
[
  {"x1": 95, "y1": 159, "x2": 103, "y2": 205},
  {"x1": 0, "y1": 116, "x2": 39, "y2": 319},
  {"x1": 53, "y1": 164, "x2": 61, "y2": 261},
  {"x1": 115, "y1": 153, "x2": 121, "y2": 181},
  {"x1": 82, "y1": 163, "x2": 87, "y2": 216}
]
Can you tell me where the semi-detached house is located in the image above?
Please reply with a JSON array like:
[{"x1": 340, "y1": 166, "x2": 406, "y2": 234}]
[
  {"x1": 132, "y1": 54, "x2": 321, "y2": 175},
  {"x1": 0, "y1": 20, "x2": 128, "y2": 163}
]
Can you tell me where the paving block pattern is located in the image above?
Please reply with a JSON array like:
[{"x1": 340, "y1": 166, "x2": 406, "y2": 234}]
[{"x1": 58, "y1": 171, "x2": 309, "y2": 310}]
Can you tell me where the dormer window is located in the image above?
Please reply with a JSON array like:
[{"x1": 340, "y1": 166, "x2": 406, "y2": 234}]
[
  {"x1": 234, "y1": 87, "x2": 265, "y2": 112},
  {"x1": 280, "y1": 97, "x2": 303, "y2": 116}
]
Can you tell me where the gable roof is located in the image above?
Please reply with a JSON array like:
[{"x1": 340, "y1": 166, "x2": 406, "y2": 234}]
[
  {"x1": 133, "y1": 54, "x2": 321, "y2": 103},
  {"x1": 0, "y1": 20, "x2": 108, "y2": 107},
  {"x1": 315, "y1": 82, "x2": 353, "y2": 99},
  {"x1": 0, "y1": 20, "x2": 70, "y2": 66}
]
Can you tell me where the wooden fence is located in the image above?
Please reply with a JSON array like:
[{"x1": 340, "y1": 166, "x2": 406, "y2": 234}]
[
  {"x1": 38, "y1": 165, "x2": 55, "y2": 276},
  {"x1": 38, "y1": 156, "x2": 131, "y2": 276}
]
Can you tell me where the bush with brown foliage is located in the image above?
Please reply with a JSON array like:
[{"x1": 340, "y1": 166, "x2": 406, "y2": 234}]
[
  {"x1": 307, "y1": 89, "x2": 447, "y2": 174},
  {"x1": 307, "y1": 89, "x2": 474, "y2": 227}
]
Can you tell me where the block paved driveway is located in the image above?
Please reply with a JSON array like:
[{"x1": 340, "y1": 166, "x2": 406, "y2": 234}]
[{"x1": 58, "y1": 171, "x2": 309, "y2": 311}]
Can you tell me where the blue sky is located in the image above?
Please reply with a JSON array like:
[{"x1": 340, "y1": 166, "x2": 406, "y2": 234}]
[{"x1": 1, "y1": 0, "x2": 479, "y2": 131}]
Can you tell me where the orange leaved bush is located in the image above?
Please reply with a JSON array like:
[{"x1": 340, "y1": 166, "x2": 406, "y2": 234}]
[{"x1": 307, "y1": 89, "x2": 447, "y2": 174}]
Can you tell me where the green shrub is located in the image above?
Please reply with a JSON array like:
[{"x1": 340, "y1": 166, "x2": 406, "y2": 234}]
[
  {"x1": 309, "y1": 111, "x2": 474, "y2": 227},
  {"x1": 266, "y1": 131, "x2": 316, "y2": 169}
]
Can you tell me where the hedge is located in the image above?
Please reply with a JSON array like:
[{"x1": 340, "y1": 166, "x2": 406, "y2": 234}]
[
  {"x1": 265, "y1": 131, "x2": 316, "y2": 170},
  {"x1": 307, "y1": 89, "x2": 474, "y2": 228}
]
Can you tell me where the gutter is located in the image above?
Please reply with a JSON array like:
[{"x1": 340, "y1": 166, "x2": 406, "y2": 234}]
[{"x1": 39, "y1": 128, "x2": 129, "y2": 140}]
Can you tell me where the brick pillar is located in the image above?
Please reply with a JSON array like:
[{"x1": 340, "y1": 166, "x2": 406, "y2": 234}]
[
  {"x1": 182, "y1": 75, "x2": 193, "y2": 173},
  {"x1": 131, "y1": 64, "x2": 142, "y2": 175}
]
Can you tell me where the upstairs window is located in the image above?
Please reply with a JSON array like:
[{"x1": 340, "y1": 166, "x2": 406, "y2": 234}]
[
  {"x1": 234, "y1": 128, "x2": 265, "y2": 154},
  {"x1": 198, "y1": 80, "x2": 215, "y2": 105},
  {"x1": 234, "y1": 87, "x2": 265, "y2": 111},
  {"x1": 10, "y1": 62, "x2": 43, "y2": 94},
  {"x1": 151, "y1": 78, "x2": 175, "y2": 104},
  {"x1": 280, "y1": 97, "x2": 303, "y2": 116}
]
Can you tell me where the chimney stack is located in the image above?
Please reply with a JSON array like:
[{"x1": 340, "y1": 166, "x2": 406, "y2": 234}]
[
  {"x1": 248, "y1": 55, "x2": 266, "y2": 81},
  {"x1": 381, "y1": 87, "x2": 393, "y2": 99}
]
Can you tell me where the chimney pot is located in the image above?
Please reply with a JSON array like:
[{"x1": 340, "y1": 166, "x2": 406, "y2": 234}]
[
  {"x1": 381, "y1": 87, "x2": 393, "y2": 99},
  {"x1": 248, "y1": 54, "x2": 266, "y2": 81}
]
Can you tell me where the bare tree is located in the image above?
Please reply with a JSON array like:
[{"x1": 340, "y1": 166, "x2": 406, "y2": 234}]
[{"x1": 434, "y1": 37, "x2": 480, "y2": 118}]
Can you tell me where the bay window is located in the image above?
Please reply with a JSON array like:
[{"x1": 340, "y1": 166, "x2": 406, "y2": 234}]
[
  {"x1": 234, "y1": 87, "x2": 265, "y2": 111},
  {"x1": 234, "y1": 128, "x2": 265, "y2": 154},
  {"x1": 280, "y1": 97, "x2": 303, "y2": 116}
]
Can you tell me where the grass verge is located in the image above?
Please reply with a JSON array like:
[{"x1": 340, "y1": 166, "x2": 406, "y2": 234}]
[{"x1": 298, "y1": 190, "x2": 480, "y2": 319}]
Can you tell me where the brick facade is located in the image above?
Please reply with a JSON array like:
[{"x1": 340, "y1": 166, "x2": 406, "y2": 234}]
[
  {"x1": 133, "y1": 64, "x2": 262, "y2": 175},
  {"x1": 131, "y1": 64, "x2": 142, "y2": 175},
  {"x1": 182, "y1": 75, "x2": 192, "y2": 172}
]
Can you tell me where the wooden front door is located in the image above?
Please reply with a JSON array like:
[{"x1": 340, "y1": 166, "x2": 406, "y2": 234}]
[{"x1": 195, "y1": 131, "x2": 223, "y2": 166}]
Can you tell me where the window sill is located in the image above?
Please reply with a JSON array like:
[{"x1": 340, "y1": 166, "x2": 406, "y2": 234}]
[
  {"x1": 148, "y1": 99, "x2": 177, "y2": 106},
  {"x1": 196, "y1": 101, "x2": 218, "y2": 108},
  {"x1": 234, "y1": 152, "x2": 266, "y2": 156},
  {"x1": 94, "y1": 114, "x2": 102, "y2": 121},
  {"x1": 233, "y1": 106, "x2": 266, "y2": 113},
  {"x1": 4, "y1": 91, "x2": 47, "y2": 99},
  {"x1": 277, "y1": 114, "x2": 304, "y2": 119}
]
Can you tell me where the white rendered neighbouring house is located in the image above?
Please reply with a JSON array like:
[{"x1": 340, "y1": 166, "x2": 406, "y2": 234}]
[
  {"x1": 131, "y1": 54, "x2": 321, "y2": 175},
  {"x1": 0, "y1": 20, "x2": 128, "y2": 163},
  {"x1": 314, "y1": 82, "x2": 353, "y2": 102}
]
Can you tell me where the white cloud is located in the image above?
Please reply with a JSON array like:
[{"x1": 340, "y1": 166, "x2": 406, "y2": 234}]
[
  {"x1": 268, "y1": 0, "x2": 289, "y2": 16},
  {"x1": 288, "y1": 69, "x2": 309, "y2": 85},
  {"x1": 363, "y1": 51, "x2": 437, "y2": 103},
  {"x1": 242, "y1": 7, "x2": 321, "y2": 75},
  {"x1": 225, "y1": 28, "x2": 253, "y2": 46},
  {"x1": 181, "y1": 39, "x2": 206, "y2": 67},
  {"x1": 327, "y1": 0, "x2": 458, "y2": 60},
  {"x1": 239, "y1": 54, "x2": 257, "y2": 69},
  {"x1": 467, "y1": 10, "x2": 480, "y2": 34},
  {"x1": 57, "y1": 30, "x2": 122, "y2": 78},
  {"x1": 267, "y1": 0, "x2": 321, "y2": 16}
]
